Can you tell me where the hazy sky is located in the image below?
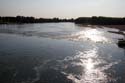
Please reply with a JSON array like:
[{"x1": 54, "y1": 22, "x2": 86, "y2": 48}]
[{"x1": 0, "y1": 0, "x2": 125, "y2": 18}]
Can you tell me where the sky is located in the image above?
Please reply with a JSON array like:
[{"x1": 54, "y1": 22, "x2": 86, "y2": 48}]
[{"x1": 0, "y1": 0, "x2": 125, "y2": 18}]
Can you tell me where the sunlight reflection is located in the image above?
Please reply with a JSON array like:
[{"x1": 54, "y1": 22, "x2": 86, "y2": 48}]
[
  {"x1": 85, "y1": 58, "x2": 94, "y2": 71},
  {"x1": 79, "y1": 48, "x2": 107, "y2": 83},
  {"x1": 70, "y1": 28, "x2": 108, "y2": 43},
  {"x1": 64, "y1": 47, "x2": 118, "y2": 83},
  {"x1": 84, "y1": 29, "x2": 107, "y2": 42}
]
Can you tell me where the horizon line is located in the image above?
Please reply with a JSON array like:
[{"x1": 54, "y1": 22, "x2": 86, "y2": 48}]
[{"x1": 0, "y1": 15, "x2": 125, "y2": 19}]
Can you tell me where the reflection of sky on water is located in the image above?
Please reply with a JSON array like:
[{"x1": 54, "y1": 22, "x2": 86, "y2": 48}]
[
  {"x1": 0, "y1": 24, "x2": 123, "y2": 43},
  {"x1": 73, "y1": 28, "x2": 108, "y2": 42},
  {"x1": 60, "y1": 27, "x2": 122, "y2": 83},
  {"x1": 63, "y1": 47, "x2": 119, "y2": 83},
  {"x1": 0, "y1": 23, "x2": 125, "y2": 83}
]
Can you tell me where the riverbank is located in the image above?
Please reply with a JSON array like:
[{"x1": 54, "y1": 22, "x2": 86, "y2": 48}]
[{"x1": 103, "y1": 25, "x2": 125, "y2": 31}]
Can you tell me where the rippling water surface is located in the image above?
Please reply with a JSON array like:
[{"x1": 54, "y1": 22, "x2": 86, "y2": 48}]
[{"x1": 0, "y1": 23, "x2": 125, "y2": 83}]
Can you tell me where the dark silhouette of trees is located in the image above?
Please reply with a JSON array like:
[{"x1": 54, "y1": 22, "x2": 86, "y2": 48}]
[
  {"x1": 16, "y1": 16, "x2": 35, "y2": 23},
  {"x1": 75, "y1": 16, "x2": 125, "y2": 25},
  {"x1": 1, "y1": 16, "x2": 125, "y2": 25},
  {"x1": 0, "y1": 16, "x2": 74, "y2": 24}
]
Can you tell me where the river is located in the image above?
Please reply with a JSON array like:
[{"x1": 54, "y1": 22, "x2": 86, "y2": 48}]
[{"x1": 0, "y1": 23, "x2": 125, "y2": 83}]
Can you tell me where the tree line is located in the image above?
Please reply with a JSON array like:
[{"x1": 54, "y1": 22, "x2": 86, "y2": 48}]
[
  {"x1": 75, "y1": 16, "x2": 125, "y2": 25},
  {"x1": 1, "y1": 16, "x2": 125, "y2": 25},
  {"x1": 0, "y1": 16, "x2": 74, "y2": 24}
]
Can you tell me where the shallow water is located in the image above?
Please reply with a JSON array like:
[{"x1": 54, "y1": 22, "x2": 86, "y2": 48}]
[{"x1": 0, "y1": 23, "x2": 125, "y2": 83}]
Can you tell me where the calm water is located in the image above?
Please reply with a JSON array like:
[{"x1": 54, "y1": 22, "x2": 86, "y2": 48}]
[{"x1": 0, "y1": 23, "x2": 125, "y2": 83}]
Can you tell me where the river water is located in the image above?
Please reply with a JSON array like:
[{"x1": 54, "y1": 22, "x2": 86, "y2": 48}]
[{"x1": 0, "y1": 23, "x2": 125, "y2": 83}]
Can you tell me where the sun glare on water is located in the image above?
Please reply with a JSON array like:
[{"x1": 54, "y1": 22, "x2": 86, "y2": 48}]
[
  {"x1": 61, "y1": 27, "x2": 119, "y2": 83},
  {"x1": 64, "y1": 47, "x2": 118, "y2": 83},
  {"x1": 70, "y1": 28, "x2": 108, "y2": 43},
  {"x1": 84, "y1": 29, "x2": 107, "y2": 42}
]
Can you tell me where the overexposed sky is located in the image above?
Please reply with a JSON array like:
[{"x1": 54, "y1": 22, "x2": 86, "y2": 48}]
[{"x1": 0, "y1": 0, "x2": 125, "y2": 18}]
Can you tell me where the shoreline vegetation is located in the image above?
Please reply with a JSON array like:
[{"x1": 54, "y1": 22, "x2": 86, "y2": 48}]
[
  {"x1": 0, "y1": 16, "x2": 125, "y2": 25},
  {"x1": 75, "y1": 16, "x2": 125, "y2": 25},
  {"x1": 0, "y1": 16, "x2": 74, "y2": 24}
]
